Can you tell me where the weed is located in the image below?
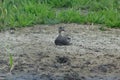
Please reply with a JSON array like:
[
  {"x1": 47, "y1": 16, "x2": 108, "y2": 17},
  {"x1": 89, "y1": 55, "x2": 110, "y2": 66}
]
[
  {"x1": 5, "y1": 44, "x2": 14, "y2": 73},
  {"x1": 9, "y1": 53, "x2": 13, "y2": 72},
  {"x1": 99, "y1": 26, "x2": 107, "y2": 31}
]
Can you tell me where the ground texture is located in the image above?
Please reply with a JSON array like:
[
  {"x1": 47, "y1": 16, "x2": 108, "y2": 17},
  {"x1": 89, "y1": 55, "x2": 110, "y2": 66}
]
[{"x1": 0, "y1": 23, "x2": 120, "y2": 80}]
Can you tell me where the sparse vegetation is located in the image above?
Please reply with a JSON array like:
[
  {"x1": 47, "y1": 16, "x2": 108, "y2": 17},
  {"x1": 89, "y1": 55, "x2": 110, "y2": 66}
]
[
  {"x1": 5, "y1": 44, "x2": 14, "y2": 72},
  {"x1": 0, "y1": 0, "x2": 120, "y2": 30},
  {"x1": 9, "y1": 53, "x2": 14, "y2": 72}
]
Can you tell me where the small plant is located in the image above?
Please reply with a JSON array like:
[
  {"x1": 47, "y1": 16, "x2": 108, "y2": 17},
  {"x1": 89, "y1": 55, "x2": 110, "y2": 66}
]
[
  {"x1": 6, "y1": 45, "x2": 14, "y2": 73},
  {"x1": 99, "y1": 26, "x2": 107, "y2": 31},
  {"x1": 9, "y1": 53, "x2": 13, "y2": 72}
]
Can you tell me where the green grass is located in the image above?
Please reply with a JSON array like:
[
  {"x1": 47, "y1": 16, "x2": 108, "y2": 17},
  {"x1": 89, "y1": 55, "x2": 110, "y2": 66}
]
[
  {"x1": 9, "y1": 53, "x2": 13, "y2": 72},
  {"x1": 56, "y1": 9, "x2": 84, "y2": 23},
  {"x1": 0, "y1": 0, "x2": 120, "y2": 30},
  {"x1": 5, "y1": 44, "x2": 14, "y2": 72}
]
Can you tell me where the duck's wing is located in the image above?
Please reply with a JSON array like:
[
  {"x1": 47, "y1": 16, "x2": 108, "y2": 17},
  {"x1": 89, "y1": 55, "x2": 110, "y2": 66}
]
[{"x1": 55, "y1": 35, "x2": 71, "y2": 45}]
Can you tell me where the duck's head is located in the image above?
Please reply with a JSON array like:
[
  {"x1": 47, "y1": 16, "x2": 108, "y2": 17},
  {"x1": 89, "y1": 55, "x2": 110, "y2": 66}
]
[{"x1": 58, "y1": 27, "x2": 65, "y2": 33}]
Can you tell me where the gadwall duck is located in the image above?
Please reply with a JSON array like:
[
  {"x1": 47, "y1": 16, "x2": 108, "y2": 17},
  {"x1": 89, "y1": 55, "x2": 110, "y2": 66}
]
[{"x1": 55, "y1": 27, "x2": 71, "y2": 46}]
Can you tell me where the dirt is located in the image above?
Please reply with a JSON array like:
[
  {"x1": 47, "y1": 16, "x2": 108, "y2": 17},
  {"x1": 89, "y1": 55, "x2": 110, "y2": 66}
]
[{"x1": 0, "y1": 23, "x2": 120, "y2": 80}]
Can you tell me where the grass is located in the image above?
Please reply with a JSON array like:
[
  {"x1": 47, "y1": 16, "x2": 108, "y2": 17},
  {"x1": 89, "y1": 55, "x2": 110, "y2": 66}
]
[
  {"x1": 5, "y1": 44, "x2": 14, "y2": 72},
  {"x1": 0, "y1": 0, "x2": 120, "y2": 30},
  {"x1": 9, "y1": 53, "x2": 14, "y2": 72},
  {"x1": 56, "y1": 9, "x2": 84, "y2": 23}
]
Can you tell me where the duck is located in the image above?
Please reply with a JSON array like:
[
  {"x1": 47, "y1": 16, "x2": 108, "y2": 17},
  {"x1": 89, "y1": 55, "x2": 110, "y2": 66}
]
[{"x1": 54, "y1": 27, "x2": 71, "y2": 46}]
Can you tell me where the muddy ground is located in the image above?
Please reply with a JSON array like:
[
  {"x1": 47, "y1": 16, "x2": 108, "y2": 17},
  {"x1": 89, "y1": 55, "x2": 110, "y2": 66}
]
[{"x1": 0, "y1": 23, "x2": 120, "y2": 80}]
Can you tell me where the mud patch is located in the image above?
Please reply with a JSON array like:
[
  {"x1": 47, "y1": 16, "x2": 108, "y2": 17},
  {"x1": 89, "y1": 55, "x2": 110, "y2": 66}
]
[
  {"x1": 56, "y1": 56, "x2": 70, "y2": 64},
  {"x1": 0, "y1": 23, "x2": 120, "y2": 79}
]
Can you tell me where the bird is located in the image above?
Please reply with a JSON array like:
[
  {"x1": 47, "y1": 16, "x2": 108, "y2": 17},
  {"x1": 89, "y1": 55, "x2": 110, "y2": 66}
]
[
  {"x1": 9, "y1": 27, "x2": 16, "y2": 34},
  {"x1": 54, "y1": 27, "x2": 71, "y2": 46}
]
